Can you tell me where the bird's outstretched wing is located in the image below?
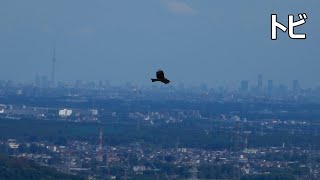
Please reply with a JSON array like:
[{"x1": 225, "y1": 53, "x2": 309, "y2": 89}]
[{"x1": 156, "y1": 70, "x2": 165, "y2": 79}]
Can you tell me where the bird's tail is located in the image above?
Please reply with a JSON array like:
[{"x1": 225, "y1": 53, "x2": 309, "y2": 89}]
[{"x1": 151, "y1": 79, "x2": 158, "y2": 82}]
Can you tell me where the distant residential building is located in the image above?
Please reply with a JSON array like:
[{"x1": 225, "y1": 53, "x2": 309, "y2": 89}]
[
  {"x1": 278, "y1": 84, "x2": 288, "y2": 94},
  {"x1": 17, "y1": 89, "x2": 23, "y2": 95},
  {"x1": 59, "y1": 109, "x2": 72, "y2": 117},
  {"x1": 75, "y1": 80, "x2": 83, "y2": 89},
  {"x1": 35, "y1": 75, "x2": 49, "y2": 88},
  {"x1": 35, "y1": 74, "x2": 41, "y2": 87},
  {"x1": 257, "y1": 74, "x2": 263, "y2": 90},
  {"x1": 0, "y1": 104, "x2": 5, "y2": 113},
  {"x1": 178, "y1": 148, "x2": 187, "y2": 153},
  {"x1": 7, "y1": 139, "x2": 19, "y2": 149},
  {"x1": 90, "y1": 109, "x2": 98, "y2": 116},
  {"x1": 240, "y1": 80, "x2": 249, "y2": 92},
  {"x1": 292, "y1": 80, "x2": 300, "y2": 92},
  {"x1": 41, "y1": 76, "x2": 49, "y2": 88},
  {"x1": 267, "y1": 80, "x2": 273, "y2": 93},
  {"x1": 133, "y1": 165, "x2": 150, "y2": 172}
]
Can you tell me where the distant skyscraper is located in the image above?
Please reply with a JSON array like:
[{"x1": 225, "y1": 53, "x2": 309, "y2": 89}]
[
  {"x1": 35, "y1": 74, "x2": 50, "y2": 89},
  {"x1": 292, "y1": 80, "x2": 300, "y2": 92},
  {"x1": 104, "y1": 80, "x2": 110, "y2": 88},
  {"x1": 75, "y1": 80, "x2": 83, "y2": 89},
  {"x1": 267, "y1": 80, "x2": 273, "y2": 93},
  {"x1": 40, "y1": 76, "x2": 49, "y2": 89},
  {"x1": 98, "y1": 80, "x2": 104, "y2": 89},
  {"x1": 240, "y1": 80, "x2": 249, "y2": 92},
  {"x1": 279, "y1": 84, "x2": 288, "y2": 94},
  {"x1": 257, "y1": 74, "x2": 263, "y2": 90},
  {"x1": 35, "y1": 74, "x2": 41, "y2": 87},
  {"x1": 200, "y1": 83, "x2": 208, "y2": 92}
]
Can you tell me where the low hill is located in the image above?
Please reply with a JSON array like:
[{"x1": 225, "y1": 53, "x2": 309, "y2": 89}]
[{"x1": 0, "y1": 154, "x2": 85, "y2": 180}]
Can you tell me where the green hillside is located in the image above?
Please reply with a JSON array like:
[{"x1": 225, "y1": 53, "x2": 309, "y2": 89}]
[{"x1": 0, "y1": 154, "x2": 85, "y2": 180}]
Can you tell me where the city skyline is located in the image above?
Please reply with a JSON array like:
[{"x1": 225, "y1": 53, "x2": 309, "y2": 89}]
[
  {"x1": 0, "y1": 1, "x2": 319, "y2": 87},
  {"x1": 0, "y1": 73, "x2": 310, "y2": 95},
  {"x1": 1, "y1": 1, "x2": 320, "y2": 179},
  {"x1": 1, "y1": 73, "x2": 310, "y2": 91}
]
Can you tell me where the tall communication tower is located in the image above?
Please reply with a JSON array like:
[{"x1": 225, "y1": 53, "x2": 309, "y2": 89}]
[
  {"x1": 232, "y1": 121, "x2": 242, "y2": 151},
  {"x1": 51, "y1": 48, "x2": 56, "y2": 85},
  {"x1": 97, "y1": 128, "x2": 103, "y2": 162},
  {"x1": 243, "y1": 131, "x2": 251, "y2": 150},
  {"x1": 188, "y1": 164, "x2": 198, "y2": 180}
]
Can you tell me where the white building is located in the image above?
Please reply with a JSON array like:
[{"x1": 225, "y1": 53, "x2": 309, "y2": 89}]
[
  {"x1": 8, "y1": 139, "x2": 19, "y2": 149},
  {"x1": 90, "y1": 109, "x2": 98, "y2": 116},
  {"x1": 0, "y1": 104, "x2": 5, "y2": 113},
  {"x1": 59, "y1": 109, "x2": 72, "y2": 117}
]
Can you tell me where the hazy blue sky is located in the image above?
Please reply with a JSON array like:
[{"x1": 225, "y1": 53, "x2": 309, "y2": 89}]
[{"x1": 0, "y1": 0, "x2": 319, "y2": 87}]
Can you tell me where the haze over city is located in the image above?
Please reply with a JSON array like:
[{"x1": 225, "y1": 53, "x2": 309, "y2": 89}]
[
  {"x1": 2, "y1": 1, "x2": 320, "y2": 180},
  {"x1": 0, "y1": 0, "x2": 319, "y2": 87}
]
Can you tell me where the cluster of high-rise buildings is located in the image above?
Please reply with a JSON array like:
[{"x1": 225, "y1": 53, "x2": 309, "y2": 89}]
[{"x1": 240, "y1": 74, "x2": 301, "y2": 94}]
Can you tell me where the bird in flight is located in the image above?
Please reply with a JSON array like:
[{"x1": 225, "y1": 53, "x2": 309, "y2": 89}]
[{"x1": 151, "y1": 69, "x2": 170, "y2": 84}]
